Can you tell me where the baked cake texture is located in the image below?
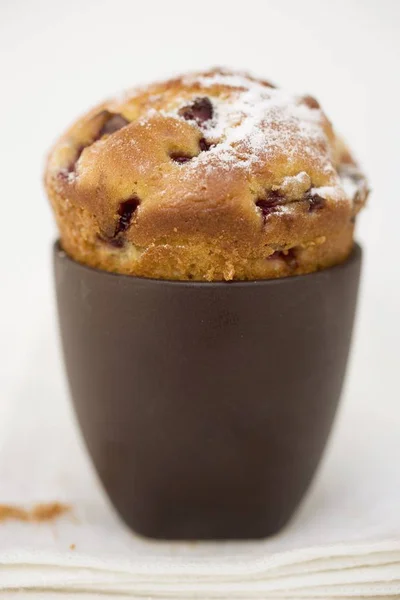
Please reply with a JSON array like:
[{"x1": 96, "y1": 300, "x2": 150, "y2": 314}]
[{"x1": 45, "y1": 69, "x2": 368, "y2": 281}]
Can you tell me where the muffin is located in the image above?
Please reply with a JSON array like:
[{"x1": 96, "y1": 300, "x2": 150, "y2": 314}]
[{"x1": 45, "y1": 68, "x2": 368, "y2": 281}]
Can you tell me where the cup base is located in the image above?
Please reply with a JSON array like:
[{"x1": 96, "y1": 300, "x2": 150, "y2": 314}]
[{"x1": 54, "y1": 243, "x2": 362, "y2": 540}]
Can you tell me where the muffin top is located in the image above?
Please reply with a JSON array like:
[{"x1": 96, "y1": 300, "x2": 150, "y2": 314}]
[{"x1": 45, "y1": 68, "x2": 368, "y2": 280}]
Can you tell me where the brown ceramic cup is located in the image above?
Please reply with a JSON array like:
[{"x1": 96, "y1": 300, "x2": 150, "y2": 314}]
[{"x1": 54, "y1": 242, "x2": 361, "y2": 540}]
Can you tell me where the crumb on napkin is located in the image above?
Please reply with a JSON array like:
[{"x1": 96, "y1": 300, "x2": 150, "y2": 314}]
[{"x1": 0, "y1": 502, "x2": 71, "y2": 523}]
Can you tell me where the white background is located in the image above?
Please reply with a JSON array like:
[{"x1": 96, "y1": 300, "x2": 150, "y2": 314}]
[{"x1": 0, "y1": 0, "x2": 399, "y2": 545}]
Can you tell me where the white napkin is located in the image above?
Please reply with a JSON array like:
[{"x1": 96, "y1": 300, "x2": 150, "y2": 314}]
[{"x1": 1, "y1": 280, "x2": 399, "y2": 598}]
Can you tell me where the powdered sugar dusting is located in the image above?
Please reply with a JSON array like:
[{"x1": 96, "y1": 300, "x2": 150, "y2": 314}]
[
  {"x1": 67, "y1": 171, "x2": 76, "y2": 183},
  {"x1": 65, "y1": 70, "x2": 359, "y2": 208},
  {"x1": 310, "y1": 185, "x2": 343, "y2": 202},
  {"x1": 171, "y1": 71, "x2": 330, "y2": 178},
  {"x1": 196, "y1": 72, "x2": 260, "y2": 90},
  {"x1": 340, "y1": 166, "x2": 368, "y2": 204},
  {"x1": 342, "y1": 174, "x2": 358, "y2": 200},
  {"x1": 280, "y1": 172, "x2": 312, "y2": 199}
]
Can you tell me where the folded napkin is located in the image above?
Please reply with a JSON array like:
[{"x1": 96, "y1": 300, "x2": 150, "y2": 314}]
[
  {"x1": 1, "y1": 284, "x2": 399, "y2": 598},
  {"x1": 1, "y1": 540, "x2": 400, "y2": 598}
]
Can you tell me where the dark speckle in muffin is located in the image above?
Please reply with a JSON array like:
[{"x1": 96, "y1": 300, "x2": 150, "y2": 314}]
[{"x1": 178, "y1": 97, "x2": 214, "y2": 126}]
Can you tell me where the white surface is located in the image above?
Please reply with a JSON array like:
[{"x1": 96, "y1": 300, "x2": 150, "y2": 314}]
[{"x1": 0, "y1": 0, "x2": 399, "y2": 597}]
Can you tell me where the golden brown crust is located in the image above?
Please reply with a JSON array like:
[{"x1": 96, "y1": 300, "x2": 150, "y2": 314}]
[{"x1": 45, "y1": 68, "x2": 368, "y2": 280}]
